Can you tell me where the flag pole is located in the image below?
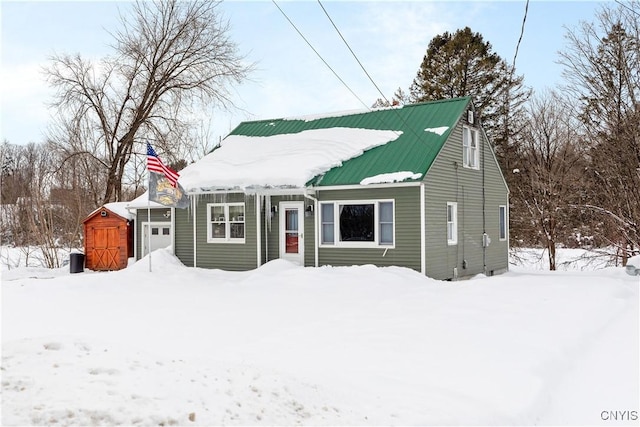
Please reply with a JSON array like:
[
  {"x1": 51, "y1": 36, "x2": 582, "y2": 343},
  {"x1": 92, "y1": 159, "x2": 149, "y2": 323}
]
[{"x1": 148, "y1": 171, "x2": 152, "y2": 273}]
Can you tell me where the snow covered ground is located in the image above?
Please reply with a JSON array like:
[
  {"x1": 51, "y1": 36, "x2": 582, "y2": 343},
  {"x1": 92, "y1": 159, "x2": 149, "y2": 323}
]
[{"x1": 2, "y1": 248, "x2": 639, "y2": 426}]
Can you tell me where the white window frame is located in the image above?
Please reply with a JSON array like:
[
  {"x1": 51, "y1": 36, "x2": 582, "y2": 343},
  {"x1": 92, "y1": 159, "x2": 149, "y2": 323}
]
[
  {"x1": 499, "y1": 205, "x2": 508, "y2": 241},
  {"x1": 447, "y1": 202, "x2": 458, "y2": 245},
  {"x1": 319, "y1": 199, "x2": 395, "y2": 248},
  {"x1": 206, "y1": 202, "x2": 246, "y2": 244},
  {"x1": 463, "y1": 125, "x2": 479, "y2": 169}
]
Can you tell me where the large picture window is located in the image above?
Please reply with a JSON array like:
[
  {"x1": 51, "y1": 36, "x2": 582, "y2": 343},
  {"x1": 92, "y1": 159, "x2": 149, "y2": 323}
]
[
  {"x1": 207, "y1": 203, "x2": 245, "y2": 243},
  {"x1": 463, "y1": 126, "x2": 479, "y2": 169},
  {"x1": 320, "y1": 200, "x2": 394, "y2": 247}
]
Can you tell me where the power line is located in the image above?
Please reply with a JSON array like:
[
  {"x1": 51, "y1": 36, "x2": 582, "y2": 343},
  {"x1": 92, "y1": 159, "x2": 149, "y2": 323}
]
[
  {"x1": 270, "y1": 0, "x2": 371, "y2": 110},
  {"x1": 615, "y1": 0, "x2": 640, "y2": 17},
  {"x1": 316, "y1": 0, "x2": 391, "y2": 106},
  {"x1": 512, "y1": 0, "x2": 530, "y2": 72}
]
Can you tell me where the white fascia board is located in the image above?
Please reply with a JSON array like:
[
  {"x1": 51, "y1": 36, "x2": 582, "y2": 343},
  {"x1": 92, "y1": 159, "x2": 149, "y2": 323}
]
[{"x1": 310, "y1": 181, "x2": 421, "y2": 192}]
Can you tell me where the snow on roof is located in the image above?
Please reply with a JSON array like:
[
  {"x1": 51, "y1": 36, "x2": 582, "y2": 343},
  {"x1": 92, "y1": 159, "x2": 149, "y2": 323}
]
[
  {"x1": 178, "y1": 127, "x2": 402, "y2": 192},
  {"x1": 360, "y1": 171, "x2": 423, "y2": 186},
  {"x1": 125, "y1": 192, "x2": 166, "y2": 210},
  {"x1": 104, "y1": 202, "x2": 133, "y2": 219},
  {"x1": 86, "y1": 202, "x2": 133, "y2": 220},
  {"x1": 424, "y1": 126, "x2": 449, "y2": 136}
]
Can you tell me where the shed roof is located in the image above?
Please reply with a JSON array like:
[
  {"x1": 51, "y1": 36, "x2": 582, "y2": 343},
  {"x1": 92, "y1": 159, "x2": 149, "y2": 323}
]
[
  {"x1": 179, "y1": 97, "x2": 471, "y2": 191},
  {"x1": 84, "y1": 202, "x2": 133, "y2": 223}
]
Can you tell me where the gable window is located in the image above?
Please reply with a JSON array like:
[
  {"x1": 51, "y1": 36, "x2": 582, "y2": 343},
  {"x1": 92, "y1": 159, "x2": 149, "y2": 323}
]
[
  {"x1": 463, "y1": 126, "x2": 479, "y2": 169},
  {"x1": 447, "y1": 202, "x2": 458, "y2": 245},
  {"x1": 320, "y1": 200, "x2": 394, "y2": 247},
  {"x1": 207, "y1": 203, "x2": 245, "y2": 243},
  {"x1": 499, "y1": 205, "x2": 507, "y2": 241}
]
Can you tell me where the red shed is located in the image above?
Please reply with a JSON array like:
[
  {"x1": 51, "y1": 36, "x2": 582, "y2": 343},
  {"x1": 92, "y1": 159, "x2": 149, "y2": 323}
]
[{"x1": 83, "y1": 203, "x2": 133, "y2": 271}]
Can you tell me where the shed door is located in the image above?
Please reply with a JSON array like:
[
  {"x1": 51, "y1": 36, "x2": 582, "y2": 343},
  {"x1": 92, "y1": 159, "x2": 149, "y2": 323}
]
[{"x1": 91, "y1": 226, "x2": 121, "y2": 270}]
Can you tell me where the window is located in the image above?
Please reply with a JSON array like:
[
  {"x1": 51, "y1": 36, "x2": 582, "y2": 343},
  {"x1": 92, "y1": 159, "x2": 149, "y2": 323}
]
[
  {"x1": 320, "y1": 200, "x2": 394, "y2": 247},
  {"x1": 499, "y1": 205, "x2": 507, "y2": 241},
  {"x1": 321, "y1": 203, "x2": 335, "y2": 244},
  {"x1": 463, "y1": 126, "x2": 479, "y2": 169},
  {"x1": 207, "y1": 203, "x2": 245, "y2": 243},
  {"x1": 447, "y1": 202, "x2": 458, "y2": 245}
]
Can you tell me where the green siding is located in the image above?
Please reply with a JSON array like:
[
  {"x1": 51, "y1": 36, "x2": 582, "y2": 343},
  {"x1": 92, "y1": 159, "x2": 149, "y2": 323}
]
[
  {"x1": 316, "y1": 187, "x2": 421, "y2": 271},
  {"x1": 423, "y1": 117, "x2": 509, "y2": 280},
  {"x1": 482, "y1": 129, "x2": 510, "y2": 275},
  {"x1": 193, "y1": 193, "x2": 258, "y2": 271},
  {"x1": 174, "y1": 204, "x2": 194, "y2": 267},
  {"x1": 135, "y1": 208, "x2": 171, "y2": 260},
  {"x1": 263, "y1": 195, "x2": 312, "y2": 264}
]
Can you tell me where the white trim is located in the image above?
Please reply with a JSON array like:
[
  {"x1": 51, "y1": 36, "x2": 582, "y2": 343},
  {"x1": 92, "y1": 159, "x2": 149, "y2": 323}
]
[
  {"x1": 499, "y1": 204, "x2": 508, "y2": 241},
  {"x1": 462, "y1": 125, "x2": 480, "y2": 170},
  {"x1": 187, "y1": 187, "x2": 306, "y2": 196},
  {"x1": 192, "y1": 196, "x2": 197, "y2": 267},
  {"x1": 420, "y1": 183, "x2": 426, "y2": 275},
  {"x1": 480, "y1": 128, "x2": 510, "y2": 195},
  {"x1": 319, "y1": 199, "x2": 396, "y2": 249},
  {"x1": 311, "y1": 181, "x2": 421, "y2": 192},
  {"x1": 206, "y1": 202, "x2": 246, "y2": 244},
  {"x1": 184, "y1": 181, "x2": 421, "y2": 196},
  {"x1": 256, "y1": 195, "x2": 262, "y2": 267},
  {"x1": 170, "y1": 208, "x2": 175, "y2": 255},
  {"x1": 447, "y1": 202, "x2": 458, "y2": 246},
  {"x1": 304, "y1": 192, "x2": 319, "y2": 267}
]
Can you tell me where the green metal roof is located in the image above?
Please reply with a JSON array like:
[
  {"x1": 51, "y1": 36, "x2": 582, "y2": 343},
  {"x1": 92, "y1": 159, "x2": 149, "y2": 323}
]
[{"x1": 228, "y1": 97, "x2": 471, "y2": 187}]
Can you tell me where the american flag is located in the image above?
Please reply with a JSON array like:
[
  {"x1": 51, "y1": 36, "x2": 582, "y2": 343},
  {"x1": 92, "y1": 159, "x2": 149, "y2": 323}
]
[{"x1": 147, "y1": 142, "x2": 180, "y2": 187}]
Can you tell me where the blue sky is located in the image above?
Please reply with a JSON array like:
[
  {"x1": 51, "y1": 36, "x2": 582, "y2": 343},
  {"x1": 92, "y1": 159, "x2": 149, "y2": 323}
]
[{"x1": 1, "y1": 1, "x2": 605, "y2": 145}]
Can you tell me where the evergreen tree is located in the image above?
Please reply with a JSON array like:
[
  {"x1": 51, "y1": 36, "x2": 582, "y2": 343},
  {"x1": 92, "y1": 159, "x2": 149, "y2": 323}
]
[{"x1": 408, "y1": 27, "x2": 530, "y2": 175}]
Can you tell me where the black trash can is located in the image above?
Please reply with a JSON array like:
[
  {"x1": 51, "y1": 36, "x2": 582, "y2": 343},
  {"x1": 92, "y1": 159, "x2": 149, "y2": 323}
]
[{"x1": 70, "y1": 252, "x2": 85, "y2": 273}]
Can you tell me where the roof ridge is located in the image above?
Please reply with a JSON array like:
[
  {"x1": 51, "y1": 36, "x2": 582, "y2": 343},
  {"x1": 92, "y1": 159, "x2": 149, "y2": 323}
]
[{"x1": 235, "y1": 96, "x2": 470, "y2": 126}]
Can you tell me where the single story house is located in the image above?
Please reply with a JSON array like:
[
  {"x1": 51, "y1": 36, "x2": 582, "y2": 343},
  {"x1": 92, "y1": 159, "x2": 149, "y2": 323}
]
[{"x1": 133, "y1": 97, "x2": 509, "y2": 280}]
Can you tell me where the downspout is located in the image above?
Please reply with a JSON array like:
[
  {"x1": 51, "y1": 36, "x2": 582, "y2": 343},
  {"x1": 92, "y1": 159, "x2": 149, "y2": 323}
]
[
  {"x1": 256, "y1": 194, "x2": 262, "y2": 268},
  {"x1": 171, "y1": 207, "x2": 175, "y2": 255},
  {"x1": 192, "y1": 195, "x2": 197, "y2": 268},
  {"x1": 420, "y1": 182, "x2": 426, "y2": 275},
  {"x1": 265, "y1": 196, "x2": 270, "y2": 262},
  {"x1": 482, "y1": 122, "x2": 487, "y2": 275},
  {"x1": 304, "y1": 191, "x2": 319, "y2": 267}
]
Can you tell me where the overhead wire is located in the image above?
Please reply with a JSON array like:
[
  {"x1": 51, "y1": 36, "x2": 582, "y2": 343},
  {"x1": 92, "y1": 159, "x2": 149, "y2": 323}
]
[
  {"x1": 270, "y1": 0, "x2": 371, "y2": 111},
  {"x1": 315, "y1": 0, "x2": 443, "y2": 144},
  {"x1": 512, "y1": 0, "x2": 530, "y2": 72},
  {"x1": 316, "y1": 0, "x2": 392, "y2": 107}
]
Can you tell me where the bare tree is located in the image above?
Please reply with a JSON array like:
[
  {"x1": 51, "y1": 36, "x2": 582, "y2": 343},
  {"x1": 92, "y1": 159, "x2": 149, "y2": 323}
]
[
  {"x1": 0, "y1": 142, "x2": 69, "y2": 268},
  {"x1": 46, "y1": 0, "x2": 251, "y2": 203},
  {"x1": 558, "y1": 0, "x2": 640, "y2": 264},
  {"x1": 510, "y1": 92, "x2": 586, "y2": 270}
]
